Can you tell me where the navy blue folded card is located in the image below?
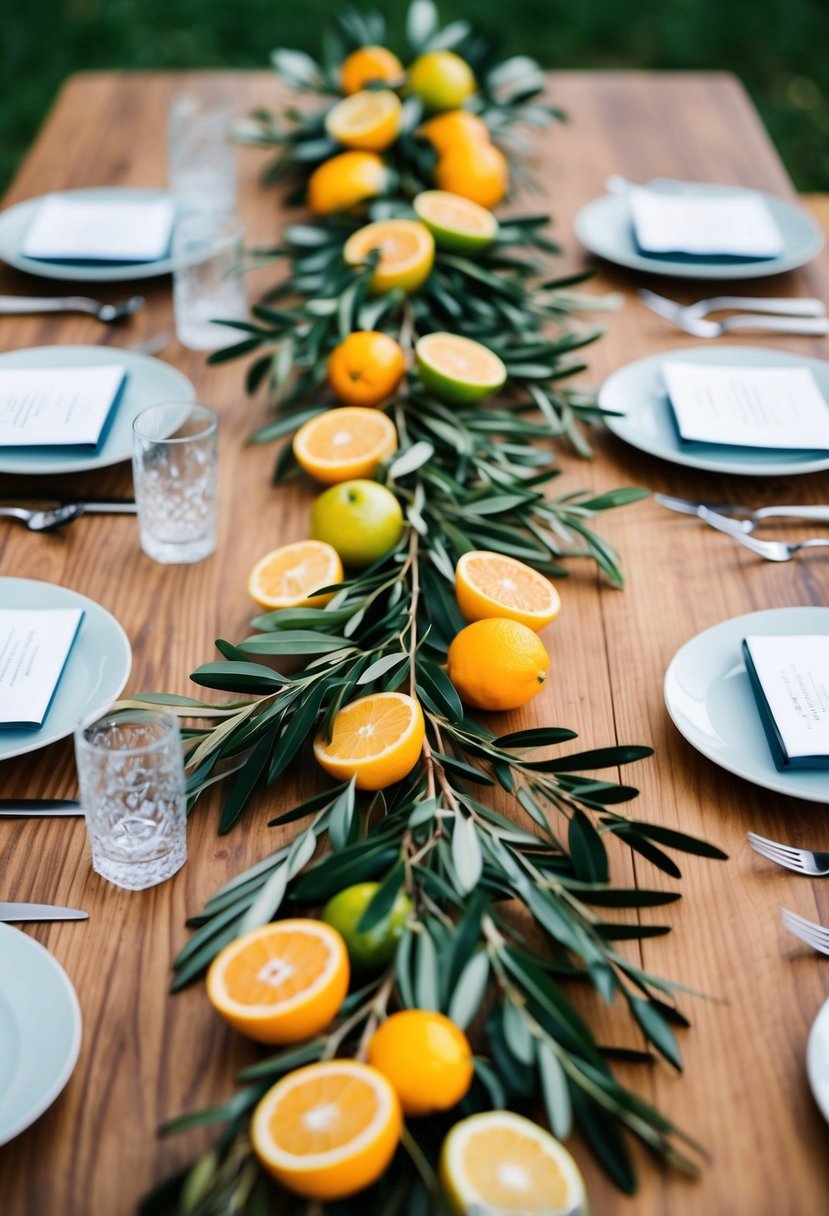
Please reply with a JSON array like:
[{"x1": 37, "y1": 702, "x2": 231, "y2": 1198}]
[
  {"x1": 0, "y1": 608, "x2": 84, "y2": 729},
  {"x1": 0, "y1": 365, "x2": 128, "y2": 452},
  {"x1": 743, "y1": 635, "x2": 829, "y2": 771}
]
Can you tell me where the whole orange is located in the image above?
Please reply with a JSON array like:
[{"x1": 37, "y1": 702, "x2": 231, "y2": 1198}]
[
  {"x1": 447, "y1": 618, "x2": 549, "y2": 711},
  {"x1": 419, "y1": 110, "x2": 489, "y2": 155},
  {"x1": 341, "y1": 46, "x2": 404, "y2": 95},
  {"x1": 367, "y1": 1009, "x2": 474, "y2": 1116},
  {"x1": 328, "y1": 331, "x2": 406, "y2": 407},
  {"x1": 435, "y1": 141, "x2": 509, "y2": 210}
]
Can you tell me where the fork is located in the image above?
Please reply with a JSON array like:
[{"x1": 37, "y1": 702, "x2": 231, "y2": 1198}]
[
  {"x1": 639, "y1": 290, "x2": 829, "y2": 338},
  {"x1": 748, "y1": 831, "x2": 829, "y2": 876},
  {"x1": 698, "y1": 507, "x2": 829, "y2": 561},
  {"x1": 0, "y1": 294, "x2": 144, "y2": 324},
  {"x1": 781, "y1": 908, "x2": 829, "y2": 956},
  {"x1": 640, "y1": 289, "x2": 826, "y2": 321}
]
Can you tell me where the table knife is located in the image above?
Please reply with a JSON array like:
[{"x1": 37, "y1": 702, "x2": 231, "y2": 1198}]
[
  {"x1": 0, "y1": 902, "x2": 88, "y2": 922},
  {"x1": 655, "y1": 493, "x2": 829, "y2": 525},
  {"x1": 0, "y1": 799, "x2": 83, "y2": 817}
]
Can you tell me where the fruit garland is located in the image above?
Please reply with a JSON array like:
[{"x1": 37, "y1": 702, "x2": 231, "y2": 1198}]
[{"x1": 137, "y1": 5, "x2": 728, "y2": 1214}]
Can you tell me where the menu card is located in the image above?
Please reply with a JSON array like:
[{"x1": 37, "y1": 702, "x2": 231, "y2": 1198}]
[
  {"x1": 743, "y1": 636, "x2": 829, "y2": 770},
  {"x1": 0, "y1": 365, "x2": 127, "y2": 450},
  {"x1": 0, "y1": 609, "x2": 84, "y2": 729},
  {"x1": 663, "y1": 362, "x2": 829, "y2": 450},
  {"x1": 21, "y1": 195, "x2": 175, "y2": 262},
  {"x1": 630, "y1": 187, "x2": 784, "y2": 258}
]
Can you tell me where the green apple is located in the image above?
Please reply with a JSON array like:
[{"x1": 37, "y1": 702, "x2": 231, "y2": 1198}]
[{"x1": 310, "y1": 479, "x2": 404, "y2": 568}]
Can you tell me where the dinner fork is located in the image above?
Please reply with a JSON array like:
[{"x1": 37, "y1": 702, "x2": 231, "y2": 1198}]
[
  {"x1": 781, "y1": 908, "x2": 829, "y2": 956},
  {"x1": 748, "y1": 831, "x2": 829, "y2": 876},
  {"x1": 698, "y1": 507, "x2": 829, "y2": 561},
  {"x1": 639, "y1": 288, "x2": 826, "y2": 321},
  {"x1": 639, "y1": 290, "x2": 829, "y2": 338},
  {"x1": 0, "y1": 294, "x2": 144, "y2": 324}
]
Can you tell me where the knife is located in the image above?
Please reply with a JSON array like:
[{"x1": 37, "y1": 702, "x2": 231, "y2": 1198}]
[
  {"x1": 0, "y1": 902, "x2": 88, "y2": 922},
  {"x1": 655, "y1": 493, "x2": 829, "y2": 526},
  {"x1": 0, "y1": 799, "x2": 83, "y2": 817}
]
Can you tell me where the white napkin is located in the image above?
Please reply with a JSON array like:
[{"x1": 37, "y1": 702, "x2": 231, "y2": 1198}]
[
  {"x1": 21, "y1": 195, "x2": 174, "y2": 262},
  {"x1": 631, "y1": 188, "x2": 785, "y2": 258},
  {"x1": 0, "y1": 609, "x2": 84, "y2": 728},
  {"x1": 0, "y1": 365, "x2": 127, "y2": 449}
]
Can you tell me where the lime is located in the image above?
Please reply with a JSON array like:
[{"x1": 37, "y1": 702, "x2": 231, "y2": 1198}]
[
  {"x1": 415, "y1": 332, "x2": 507, "y2": 404},
  {"x1": 408, "y1": 51, "x2": 476, "y2": 112},
  {"x1": 310, "y1": 479, "x2": 405, "y2": 568},
  {"x1": 413, "y1": 190, "x2": 498, "y2": 253},
  {"x1": 322, "y1": 882, "x2": 412, "y2": 969}
]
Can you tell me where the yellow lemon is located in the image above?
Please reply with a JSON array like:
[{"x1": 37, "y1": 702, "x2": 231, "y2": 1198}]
[
  {"x1": 447, "y1": 618, "x2": 550, "y2": 711},
  {"x1": 343, "y1": 219, "x2": 435, "y2": 293},
  {"x1": 325, "y1": 89, "x2": 402, "y2": 152},
  {"x1": 409, "y1": 51, "x2": 476, "y2": 112}
]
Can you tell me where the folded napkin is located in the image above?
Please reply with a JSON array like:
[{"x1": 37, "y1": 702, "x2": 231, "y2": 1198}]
[
  {"x1": 0, "y1": 365, "x2": 127, "y2": 451},
  {"x1": 21, "y1": 195, "x2": 174, "y2": 263},
  {"x1": 630, "y1": 187, "x2": 785, "y2": 259},
  {"x1": 743, "y1": 635, "x2": 829, "y2": 770},
  {"x1": 0, "y1": 609, "x2": 84, "y2": 729}
]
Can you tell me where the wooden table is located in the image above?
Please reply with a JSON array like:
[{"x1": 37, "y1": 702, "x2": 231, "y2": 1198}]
[{"x1": 2, "y1": 70, "x2": 829, "y2": 1216}]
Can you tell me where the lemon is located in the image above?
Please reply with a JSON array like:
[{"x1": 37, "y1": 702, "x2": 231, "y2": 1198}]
[
  {"x1": 415, "y1": 332, "x2": 507, "y2": 404},
  {"x1": 308, "y1": 151, "x2": 387, "y2": 215},
  {"x1": 247, "y1": 540, "x2": 344, "y2": 610},
  {"x1": 344, "y1": 219, "x2": 435, "y2": 294},
  {"x1": 322, "y1": 881, "x2": 412, "y2": 969},
  {"x1": 413, "y1": 190, "x2": 498, "y2": 253},
  {"x1": 409, "y1": 51, "x2": 476, "y2": 112},
  {"x1": 440, "y1": 1111, "x2": 588, "y2": 1215},
  {"x1": 447, "y1": 618, "x2": 550, "y2": 711},
  {"x1": 293, "y1": 407, "x2": 398, "y2": 485},
  {"x1": 310, "y1": 478, "x2": 405, "y2": 568},
  {"x1": 325, "y1": 89, "x2": 402, "y2": 152}
]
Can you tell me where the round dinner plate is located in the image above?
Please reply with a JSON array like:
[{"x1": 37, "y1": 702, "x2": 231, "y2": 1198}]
[
  {"x1": 0, "y1": 578, "x2": 131, "y2": 763},
  {"x1": 0, "y1": 188, "x2": 177, "y2": 282},
  {"x1": 0, "y1": 924, "x2": 82, "y2": 1145},
  {"x1": 599, "y1": 345, "x2": 829, "y2": 477},
  {"x1": 807, "y1": 996, "x2": 829, "y2": 1125},
  {"x1": 574, "y1": 185, "x2": 824, "y2": 280},
  {"x1": 664, "y1": 607, "x2": 829, "y2": 804},
  {"x1": 0, "y1": 345, "x2": 195, "y2": 476}
]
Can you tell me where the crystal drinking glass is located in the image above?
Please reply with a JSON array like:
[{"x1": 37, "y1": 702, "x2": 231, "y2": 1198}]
[
  {"x1": 168, "y1": 93, "x2": 236, "y2": 216},
  {"x1": 172, "y1": 212, "x2": 248, "y2": 351}
]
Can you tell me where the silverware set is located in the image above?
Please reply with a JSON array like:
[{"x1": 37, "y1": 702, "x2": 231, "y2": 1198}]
[
  {"x1": 639, "y1": 288, "x2": 829, "y2": 337},
  {"x1": 1, "y1": 801, "x2": 87, "y2": 921},
  {"x1": 747, "y1": 833, "x2": 829, "y2": 956},
  {"x1": 0, "y1": 293, "x2": 144, "y2": 324},
  {"x1": 656, "y1": 492, "x2": 829, "y2": 561},
  {"x1": 0, "y1": 497, "x2": 137, "y2": 531}
]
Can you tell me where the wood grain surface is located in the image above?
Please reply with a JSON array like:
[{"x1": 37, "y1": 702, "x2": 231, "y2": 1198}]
[{"x1": 1, "y1": 71, "x2": 828, "y2": 1216}]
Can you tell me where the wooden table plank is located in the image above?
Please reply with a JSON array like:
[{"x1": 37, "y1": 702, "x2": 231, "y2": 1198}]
[{"x1": 1, "y1": 70, "x2": 828, "y2": 1216}]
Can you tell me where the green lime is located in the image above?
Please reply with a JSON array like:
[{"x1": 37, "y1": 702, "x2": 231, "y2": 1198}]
[
  {"x1": 310, "y1": 479, "x2": 405, "y2": 568},
  {"x1": 322, "y1": 882, "x2": 412, "y2": 970},
  {"x1": 413, "y1": 190, "x2": 499, "y2": 253},
  {"x1": 408, "y1": 51, "x2": 476, "y2": 112},
  {"x1": 415, "y1": 332, "x2": 507, "y2": 404}
]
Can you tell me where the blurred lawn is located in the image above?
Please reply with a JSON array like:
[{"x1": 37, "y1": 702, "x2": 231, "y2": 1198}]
[{"x1": 3, "y1": 0, "x2": 829, "y2": 193}]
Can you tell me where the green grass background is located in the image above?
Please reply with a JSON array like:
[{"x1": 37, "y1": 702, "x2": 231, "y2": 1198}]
[{"x1": 3, "y1": 0, "x2": 829, "y2": 193}]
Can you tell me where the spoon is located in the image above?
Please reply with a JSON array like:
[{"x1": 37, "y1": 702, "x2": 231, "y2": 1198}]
[{"x1": 0, "y1": 503, "x2": 85, "y2": 531}]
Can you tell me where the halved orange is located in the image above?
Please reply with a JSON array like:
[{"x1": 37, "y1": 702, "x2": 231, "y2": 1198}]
[
  {"x1": 206, "y1": 921, "x2": 349, "y2": 1045},
  {"x1": 247, "y1": 540, "x2": 344, "y2": 610},
  {"x1": 293, "y1": 408, "x2": 398, "y2": 485},
  {"x1": 308, "y1": 151, "x2": 387, "y2": 215},
  {"x1": 251, "y1": 1060, "x2": 402, "y2": 1200},
  {"x1": 455, "y1": 550, "x2": 561, "y2": 631},
  {"x1": 326, "y1": 89, "x2": 402, "y2": 152},
  {"x1": 343, "y1": 219, "x2": 435, "y2": 294},
  {"x1": 313, "y1": 691, "x2": 425, "y2": 790}
]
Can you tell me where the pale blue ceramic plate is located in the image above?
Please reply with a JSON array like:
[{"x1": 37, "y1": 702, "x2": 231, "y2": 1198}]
[
  {"x1": 575, "y1": 185, "x2": 824, "y2": 280},
  {"x1": 0, "y1": 188, "x2": 176, "y2": 282},
  {"x1": 664, "y1": 607, "x2": 829, "y2": 803},
  {"x1": 0, "y1": 578, "x2": 131, "y2": 762},
  {"x1": 807, "y1": 996, "x2": 829, "y2": 1125},
  {"x1": 0, "y1": 345, "x2": 195, "y2": 476},
  {"x1": 600, "y1": 345, "x2": 829, "y2": 477},
  {"x1": 0, "y1": 924, "x2": 82, "y2": 1145}
]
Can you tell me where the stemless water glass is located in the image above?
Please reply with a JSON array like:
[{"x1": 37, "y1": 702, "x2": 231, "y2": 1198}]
[
  {"x1": 172, "y1": 212, "x2": 248, "y2": 351},
  {"x1": 168, "y1": 93, "x2": 237, "y2": 216},
  {"x1": 75, "y1": 709, "x2": 187, "y2": 891},
  {"x1": 132, "y1": 402, "x2": 219, "y2": 564}
]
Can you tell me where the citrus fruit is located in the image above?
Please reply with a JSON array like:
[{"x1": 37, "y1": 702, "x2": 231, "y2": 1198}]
[
  {"x1": 413, "y1": 190, "x2": 498, "y2": 253},
  {"x1": 419, "y1": 110, "x2": 489, "y2": 154},
  {"x1": 435, "y1": 140, "x2": 509, "y2": 209},
  {"x1": 408, "y1": 51, "x2": 476, "y2": 112},
  {"x1": 341, "y1": 45, "x2": 404, "y2": 95},
  {"x1": 247, "y1": 540, "x2": 344, "y2": 610},
  {"x1": 313, "y1": 692, "x2": 424, "y2": 790},
  {"x1": 367, "y1": 1009, "x2": 474, "y2": 1116},
  {"x1": 251, "y1": 1060, "x2": 402, "y2": 1201},
  {"x1": 325, "y1": 89, "x2": 402, "y2": 152},
  {"x1": 455, "y1": 550, "x2": 561, "y2": 631},
  {"x1": 294, "y1": 408, "x2": 398, "y2": 485},
  {"x1": 439, "y1": 1111, "x2": 588, "y2": 1215},
  {"x1": 206, "y1": 920, "x2": 349, "y2": 1045},
  {"x1": 344, "y1": 219, "x2": 435, "y2": 294},
  {"x1": 415, "y1": 332, "x2": 506, "y2": 404},
  {"x1": 308, "y1": 151, "x2": 387, "y2": 215},
  {"x1": 310, "y1": 479, "x2": 405, "y2": 568},
  {"x1": 322, "y1": 881, "x2": 412, "y2": 970},
  {"x1": 447, "y1": 618, "x2": 550, "y2": 711},
  {"x1": 328, "y1": 331, "x2": 406, "y2": 407}
]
